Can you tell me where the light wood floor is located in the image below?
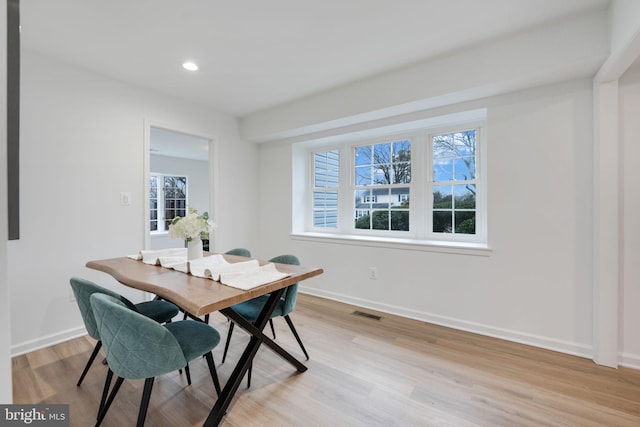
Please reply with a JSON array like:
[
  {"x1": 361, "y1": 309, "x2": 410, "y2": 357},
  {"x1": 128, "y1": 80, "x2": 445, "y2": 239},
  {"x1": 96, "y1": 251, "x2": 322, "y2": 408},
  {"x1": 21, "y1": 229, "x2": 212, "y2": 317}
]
[{"x1": 12, "y1": 294, "x2": 640, "y2": 426}]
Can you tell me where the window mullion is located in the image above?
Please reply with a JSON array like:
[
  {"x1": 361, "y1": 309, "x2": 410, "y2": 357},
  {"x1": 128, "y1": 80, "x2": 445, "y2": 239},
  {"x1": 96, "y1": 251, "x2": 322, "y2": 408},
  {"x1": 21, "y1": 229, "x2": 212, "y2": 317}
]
[{"x1": 339, "y1": 146, "x2": 351, "y2": 234}]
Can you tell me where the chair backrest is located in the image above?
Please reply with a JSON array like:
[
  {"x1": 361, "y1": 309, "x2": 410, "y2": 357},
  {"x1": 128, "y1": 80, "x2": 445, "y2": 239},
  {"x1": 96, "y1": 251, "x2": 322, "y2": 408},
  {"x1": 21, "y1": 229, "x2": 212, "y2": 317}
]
[
  {"x1": 69, "y1": 277, "x2": 137, "y2": 340},
  {"x1": 90, "y1": 293, "x2": 187, "y2": 379},
  {"x1": 269, "y1": 254, "x2": 300, "y2": 316},
  {"x1": 225, "y1": 248, "x2": 251, "y2": 257}
]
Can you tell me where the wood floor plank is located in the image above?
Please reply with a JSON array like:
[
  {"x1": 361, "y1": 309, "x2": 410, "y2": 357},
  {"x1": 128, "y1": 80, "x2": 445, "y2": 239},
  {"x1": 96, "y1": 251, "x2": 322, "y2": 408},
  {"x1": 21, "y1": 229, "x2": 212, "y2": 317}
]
[{"x1": 12, "y1": 294, "x2": 640, "y2": 426}]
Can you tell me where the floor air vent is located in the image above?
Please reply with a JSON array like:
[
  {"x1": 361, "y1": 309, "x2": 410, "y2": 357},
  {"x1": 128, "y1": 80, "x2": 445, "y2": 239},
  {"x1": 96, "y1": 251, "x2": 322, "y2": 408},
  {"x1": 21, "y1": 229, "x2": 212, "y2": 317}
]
[{"x1": 352, "y1": 310, "x2": 382, "y2": 321}]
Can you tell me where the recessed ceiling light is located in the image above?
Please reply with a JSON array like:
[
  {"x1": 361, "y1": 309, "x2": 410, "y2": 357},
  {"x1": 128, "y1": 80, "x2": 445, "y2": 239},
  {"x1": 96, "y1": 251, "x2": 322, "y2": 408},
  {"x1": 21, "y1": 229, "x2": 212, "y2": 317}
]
[{"x1": 182, "y1": 61, "x2": 198, "y2": 71}]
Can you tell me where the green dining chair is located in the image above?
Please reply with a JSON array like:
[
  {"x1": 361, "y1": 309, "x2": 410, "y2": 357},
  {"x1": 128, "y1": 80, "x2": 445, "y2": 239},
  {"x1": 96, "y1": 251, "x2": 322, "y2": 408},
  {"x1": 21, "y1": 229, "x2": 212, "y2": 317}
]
[
  {"x1": 70, "y1": 277, "x2": 180, "y2": 387},
  {"x1": 221, "y1": 254, "x2": 309, "y2": 387},
  {"x1": 183, "y1": 248, "x2": 253, "y2": 323},
  {"x1": 224, "y1": 248, "x2": 251, "y2": 257},
  {"x1": 91, "y1": 293, "x2": 222, "y2": 427}
]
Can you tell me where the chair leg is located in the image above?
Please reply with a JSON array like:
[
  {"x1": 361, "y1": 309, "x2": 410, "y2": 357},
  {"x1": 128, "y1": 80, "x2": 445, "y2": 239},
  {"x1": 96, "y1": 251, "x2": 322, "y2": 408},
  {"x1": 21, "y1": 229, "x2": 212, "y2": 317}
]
[
  {"x1": 204, "y1": 352, "x2": 222, "y2": 395},
  {"x1": 269, "y1": 319, "x2": 276, "y2": 339},
  {"x1": 284, "y1": 315, "x2": 309, "y2": 360},
  {"x1": 222, "y1": 321, "x2": 235, "y2": 363},
  {"x1": 184, "y1": 362, "x2": 192, "y2": 386},
  {"x1": 98, "y1": 369, "x2": 113, "y2": 419},
  {"x1": 136, "y1": 378, "x2": 155, "y2": 427},
  {"x1": 247, "y1": 362, "x2": 252, "y2": 388},
  {"x1": 77, "y1": 341, "x2": 102, "y2": 386},
  {"x1": 96, "y1": 374, "x2": 124, "y2": 427}
]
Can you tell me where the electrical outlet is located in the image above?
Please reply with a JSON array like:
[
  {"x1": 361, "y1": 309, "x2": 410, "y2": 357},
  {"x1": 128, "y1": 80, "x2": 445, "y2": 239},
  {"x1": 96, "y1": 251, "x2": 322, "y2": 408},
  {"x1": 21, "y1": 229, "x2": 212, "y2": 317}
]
[{"x1": 369, "y1": 267, "x2": 378, "y2": 280}]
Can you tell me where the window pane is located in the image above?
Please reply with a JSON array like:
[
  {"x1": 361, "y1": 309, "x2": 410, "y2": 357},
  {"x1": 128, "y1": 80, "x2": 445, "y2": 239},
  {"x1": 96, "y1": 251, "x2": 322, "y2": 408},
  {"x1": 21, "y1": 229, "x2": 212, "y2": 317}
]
[
  {"x1": 391, "y1": 210, "x2": 409, "y2": 231},
  {"x1": 433, "y1": 186, "x2": 452, "y2": 209},
  {"x1": 454, "y1": 157, "x2": 475, "y2": 180},
  {"x1": 355, "y1": 165, "x2": 372, "y2": 186},
  {"x1": 392, "y1": 140, "x2": 411, "y2": 184},
  {"x1": 433, "y1": 211, "x2": 452, "y2": 233},
  {"x1": 313, "y1": 191, "x2": 326, "y2": 208},
  {"x1": 372, "y1": 188, "x2": 389, "y2": 209},
  {"x1": 454, "y1": 184, "x2": 476, "y2": 209},
  {"x1": 355, "y1": 211, "x2": 371, "y2": 229},
  {"x1": 355, "y1": 145, "x2": 372, "y2": 166},
  {"x1": 373, "y1": 166, "x2": 389, "y2": 185},
  {"x1": 392, "y1": 187, "x2": 410, "y2": 208},
  {"x1": 455, "y1": 211, "x2": 476, "y2": 234},
  {"x1": 373, "y1": 143, "x2": 391, "y2": 167},
  {"x1": 314, "y1": 150, "x2": 339, "y2": 188},
  {"x1": 355, "y1": 189, "x2": 371, "y2": 209},
  {"x1": 433, "y1": 158, "x2": 454, "y2": 181},
  {"x1": 372, "y1": 210, "x2": 389, "y2": 230}
]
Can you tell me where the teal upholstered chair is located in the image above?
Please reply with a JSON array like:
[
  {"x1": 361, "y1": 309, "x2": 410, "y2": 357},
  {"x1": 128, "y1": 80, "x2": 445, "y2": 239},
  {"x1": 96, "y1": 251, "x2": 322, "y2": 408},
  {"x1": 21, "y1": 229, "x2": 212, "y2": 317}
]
[
  {"x1": 221, "y1": 254, "x2": 308, "y2": 387},
  {"x1": 224, "y1": 248, "x2": 251, "y2": 257},
  {"x1": 184, "y1": 248, "x2": 253, "y2": 324},
  {"x1": 69, "y1": 277, "x2": 179, "y2": 387},
  {"x1": 91, "y1": 293, "x2": 222, "y2": 427}
]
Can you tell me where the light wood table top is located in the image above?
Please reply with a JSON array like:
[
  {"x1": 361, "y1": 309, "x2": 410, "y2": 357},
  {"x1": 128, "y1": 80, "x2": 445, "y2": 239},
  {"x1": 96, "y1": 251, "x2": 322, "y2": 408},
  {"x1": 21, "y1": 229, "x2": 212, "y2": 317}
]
[{"x1": 86, "y1": 254, "x2": 324, "y2": 316}]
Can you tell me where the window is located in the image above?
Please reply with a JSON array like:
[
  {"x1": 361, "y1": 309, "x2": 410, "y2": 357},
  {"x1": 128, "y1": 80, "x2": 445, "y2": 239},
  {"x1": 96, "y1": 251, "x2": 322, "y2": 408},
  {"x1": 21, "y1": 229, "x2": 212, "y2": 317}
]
[
  {"x1": 354, "y1": 139, "x2": 411, "y2": 231},
  {"x1": 150, "y1": 174, "x2": 187, "y2": 232},
  {"x1": 312, "y1": 150, "x2": 339, "y2": 228},
  {"x1": 430, "y1": 130, "x2": 477, "y2": 235},
  {"x1": 296, "y1": 109, "x2": 487, "y2": 251}
]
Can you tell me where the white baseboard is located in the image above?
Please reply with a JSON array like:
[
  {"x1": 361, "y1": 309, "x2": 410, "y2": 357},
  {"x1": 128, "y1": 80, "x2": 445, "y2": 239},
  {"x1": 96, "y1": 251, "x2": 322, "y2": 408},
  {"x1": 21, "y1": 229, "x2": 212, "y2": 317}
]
[
  {"x1": 300, "y1": 286, "x2": 593, "y2": 360},
  {"x1": 11, "y1": 326, "x2": 87, "y2": 357},
  {"x1": 620, "y1": 352, "x2": 640, "y2": 370}
]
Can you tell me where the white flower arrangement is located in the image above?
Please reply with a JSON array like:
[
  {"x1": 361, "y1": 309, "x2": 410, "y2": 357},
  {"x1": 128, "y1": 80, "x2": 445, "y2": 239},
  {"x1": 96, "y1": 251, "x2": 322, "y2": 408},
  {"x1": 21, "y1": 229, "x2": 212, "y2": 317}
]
[{"x1": 168, "y1": 207, "x2": 217, "y2": 242}]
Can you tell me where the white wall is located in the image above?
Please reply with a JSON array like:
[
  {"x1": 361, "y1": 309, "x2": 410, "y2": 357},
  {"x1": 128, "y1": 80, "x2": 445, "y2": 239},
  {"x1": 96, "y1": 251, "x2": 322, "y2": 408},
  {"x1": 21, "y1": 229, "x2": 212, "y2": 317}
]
[
  {"x1": 242, "y1": 9, "x2": 608, "y2": 143},
  {"x1": 257, "y1": 79, "x2": 596, "y2": 358},
  {"x1": 149, "y1": 154, "x2": 209, "y2": 250},
  {"x1": 9, "y1": 51, "x2": 260, "y2": 354},
  {"x1": 620, "y1": 66, "x2": 640, "y2": 367},
  {"x1": 249, "y1": 2, "x2": 640, "y2": 368}
]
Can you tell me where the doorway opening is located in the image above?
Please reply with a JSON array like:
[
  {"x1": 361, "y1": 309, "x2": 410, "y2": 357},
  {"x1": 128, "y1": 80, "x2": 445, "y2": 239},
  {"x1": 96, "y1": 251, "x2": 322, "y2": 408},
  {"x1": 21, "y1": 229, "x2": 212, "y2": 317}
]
[{"x1": 145, "y1": 125, "x2": 214, "y2": 251}]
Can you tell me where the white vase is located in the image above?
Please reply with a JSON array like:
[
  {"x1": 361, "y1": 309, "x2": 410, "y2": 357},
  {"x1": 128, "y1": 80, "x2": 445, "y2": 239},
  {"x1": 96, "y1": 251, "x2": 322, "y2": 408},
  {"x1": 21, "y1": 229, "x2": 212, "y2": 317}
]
[{"x1": 187, "y1": 237, "x2": 203, "y2": 260}]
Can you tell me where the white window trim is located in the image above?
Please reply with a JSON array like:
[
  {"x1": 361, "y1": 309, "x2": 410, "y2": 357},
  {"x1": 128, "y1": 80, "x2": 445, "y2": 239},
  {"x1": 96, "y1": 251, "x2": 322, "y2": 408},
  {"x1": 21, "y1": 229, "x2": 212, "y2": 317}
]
[{"x1": 292, "y1": 109, "x2": 491, "y2": 256}]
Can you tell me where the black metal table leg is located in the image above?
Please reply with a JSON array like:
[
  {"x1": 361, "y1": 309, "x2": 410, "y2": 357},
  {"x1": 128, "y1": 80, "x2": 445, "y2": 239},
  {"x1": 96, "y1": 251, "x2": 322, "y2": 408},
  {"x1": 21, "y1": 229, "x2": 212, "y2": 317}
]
[
  {"x1": 222, "y1": 307, "x2": 307, "y2": 372},
  {"x1": 203, "y1": 288, "x2": 306, "y2": 426}
]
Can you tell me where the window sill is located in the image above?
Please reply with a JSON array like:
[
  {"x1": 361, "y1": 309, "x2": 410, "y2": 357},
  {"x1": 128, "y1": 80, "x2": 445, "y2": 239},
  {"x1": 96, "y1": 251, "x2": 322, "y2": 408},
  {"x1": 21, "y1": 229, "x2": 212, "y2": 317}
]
[{"x1": 290, "y1": 232, "x2": 492, "y2": 256}]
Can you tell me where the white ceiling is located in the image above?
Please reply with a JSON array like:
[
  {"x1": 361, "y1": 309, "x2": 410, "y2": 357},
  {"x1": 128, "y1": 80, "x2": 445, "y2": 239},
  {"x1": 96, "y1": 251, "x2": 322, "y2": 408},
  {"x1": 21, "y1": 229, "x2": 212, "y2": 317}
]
[{"x1": 20, "y1": 0, "x2": 611, "y2": 118}]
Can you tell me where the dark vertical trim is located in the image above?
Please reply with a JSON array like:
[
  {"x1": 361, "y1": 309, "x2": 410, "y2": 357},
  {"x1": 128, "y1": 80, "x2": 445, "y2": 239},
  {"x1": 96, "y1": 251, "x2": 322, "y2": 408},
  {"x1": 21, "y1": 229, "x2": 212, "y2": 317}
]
[{"x1": 7, "y1": 0, "x2": 19, "y2": 240}]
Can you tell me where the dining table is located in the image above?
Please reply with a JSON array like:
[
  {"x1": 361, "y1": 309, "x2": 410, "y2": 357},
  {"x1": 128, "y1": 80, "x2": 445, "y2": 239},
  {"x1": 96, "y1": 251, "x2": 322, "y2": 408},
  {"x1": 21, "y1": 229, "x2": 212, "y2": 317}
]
[{"x1": 86, "y1": 253, "x2": 324, "y2": 427}]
